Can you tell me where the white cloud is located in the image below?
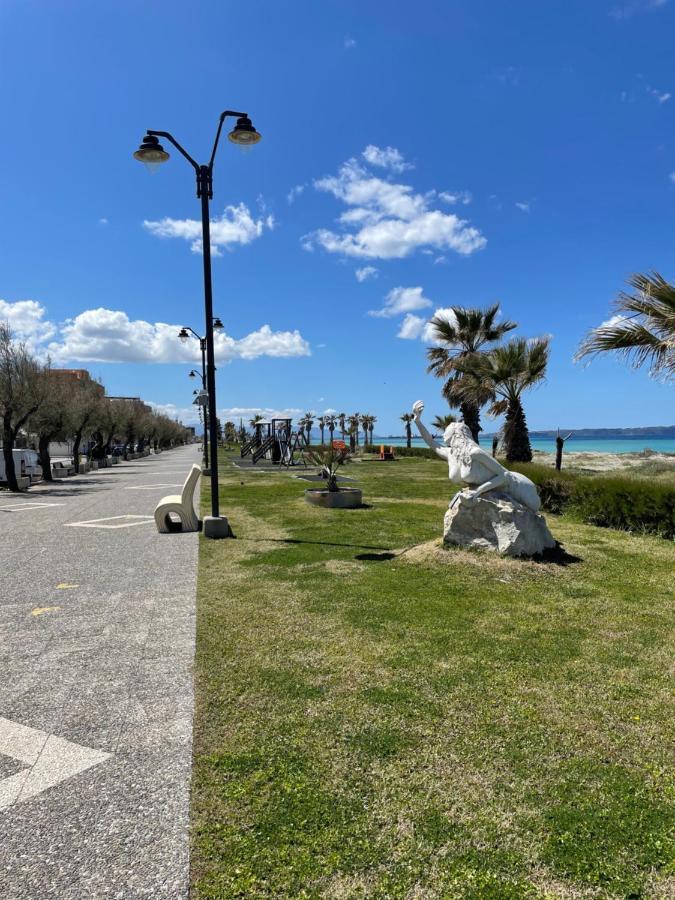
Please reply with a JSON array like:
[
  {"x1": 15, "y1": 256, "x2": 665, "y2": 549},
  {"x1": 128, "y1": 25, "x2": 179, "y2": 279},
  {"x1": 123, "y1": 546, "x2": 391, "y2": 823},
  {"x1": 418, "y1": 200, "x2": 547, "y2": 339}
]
[
  {"x1": 98, "y1": 217, "x2": 109, "y2": 225},
  {"x1": 355, "y1": 266, "x2": 378, "y2": 282},
  {"x1": 369, "y1": 286, "x2": 433, "y2": 318},
  {"x1": 0, "y1": 299, "x2": 56, "y2": 350},
  {"x1": 306, "y1": 156, "x2": 485, "y2": 260},
  {"x1": 362, "y1": 145, "x2": 413, "y2": 173},
  {"x1": 148, "y1": 401, "x2": 201, "y2": 426},
  {"x1": 397, "y1": 314, "x2": 426, "y2": 340},
  {"x1": 669, "y1": 172, "x2": 675, "y2": 183},
  {"x1": 218, "y1": 406, "x2": 304, "y2": 422},
  {"x1": 287, "y1": 184, "x2": 305, "y2": 204},
  {"x1": 344, "y1": 35, "x2": 357, "y2": 49},
  {"x1": 396, "y1": 306, "x2": 459, "y2": 343},
  {"x1": 599, "y1": 314, "x2": 628, "y2": 329},
  {"x1": 44, "y1": 308, "x2": 309, "y2": 364},
  {"x1": 653, "y1": 90, "x2": 671, "y2": 103},
  {"x1": 143, "y1": 203, "x2": 274, "y2": 256},
  {"x1": 610, "y1": 0, "x2": 667, "y2": 18},
  {"x1": 515, "y1": 201, "x2": 531, "y2": 212},
  {"x1": 438, "y1": 190, "x2": 471, "y2": 205}
]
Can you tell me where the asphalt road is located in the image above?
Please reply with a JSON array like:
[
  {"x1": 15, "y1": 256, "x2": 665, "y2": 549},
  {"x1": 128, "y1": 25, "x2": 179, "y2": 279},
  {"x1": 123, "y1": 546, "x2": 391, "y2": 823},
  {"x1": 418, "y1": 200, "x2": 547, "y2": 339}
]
[{"x1": 0, "y1": 445, "x2": 201, "y2": 899}]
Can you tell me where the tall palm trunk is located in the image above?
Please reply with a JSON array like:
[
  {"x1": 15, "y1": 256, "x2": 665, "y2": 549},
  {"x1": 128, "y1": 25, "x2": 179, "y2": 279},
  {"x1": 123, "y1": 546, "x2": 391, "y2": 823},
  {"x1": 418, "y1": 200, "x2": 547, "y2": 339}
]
[
  {"x1": 320, "y1": 425, "x2": 325, "y2": 445},
  {"x1": 405, "y1": 423, "x2": 411, "y2": 448},
  {"x1": 503, "y1": 401, "x2": 532, "y2": 462},
  {"x1": 460, "y1": 401, "x2": 481, "y2": 444},
  {"x1": 38, "y1": 434, "x2": 53, "y2": 482}
]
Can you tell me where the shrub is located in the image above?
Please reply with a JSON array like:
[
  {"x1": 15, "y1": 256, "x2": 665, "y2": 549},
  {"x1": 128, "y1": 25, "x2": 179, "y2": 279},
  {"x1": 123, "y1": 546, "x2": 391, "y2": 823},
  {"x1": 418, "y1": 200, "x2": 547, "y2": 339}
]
[
  {"x1": 572, "y1": 477, "x2": 674, "y2": 539},
  {"x1": 363, "y1": 445, "x2": 440, "y2": 460},
  {"x1": 506, "y1": 461, "x2": 674, "y2": 538}
]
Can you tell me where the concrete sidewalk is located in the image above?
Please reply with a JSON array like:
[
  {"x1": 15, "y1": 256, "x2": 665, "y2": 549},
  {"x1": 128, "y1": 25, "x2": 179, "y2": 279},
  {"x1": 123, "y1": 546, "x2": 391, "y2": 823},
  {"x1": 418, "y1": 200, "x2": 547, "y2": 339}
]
[{"x1": 0, "y1": 446, "x2": 201, "y2": 899}]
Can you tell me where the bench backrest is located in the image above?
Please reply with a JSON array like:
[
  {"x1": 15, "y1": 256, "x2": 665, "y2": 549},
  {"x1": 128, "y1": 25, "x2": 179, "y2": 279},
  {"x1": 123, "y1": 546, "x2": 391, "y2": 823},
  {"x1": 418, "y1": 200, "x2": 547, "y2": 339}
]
[{"x1": 181, "y1": 464, "x2": 202, "y2": 505}]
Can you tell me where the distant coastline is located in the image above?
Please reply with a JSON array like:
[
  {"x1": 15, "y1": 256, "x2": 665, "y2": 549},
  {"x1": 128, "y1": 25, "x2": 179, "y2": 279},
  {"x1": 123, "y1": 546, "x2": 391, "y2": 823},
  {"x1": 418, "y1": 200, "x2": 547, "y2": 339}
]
[{"x1": 379, "y1": 426, "x2": 675, "y2": 440}]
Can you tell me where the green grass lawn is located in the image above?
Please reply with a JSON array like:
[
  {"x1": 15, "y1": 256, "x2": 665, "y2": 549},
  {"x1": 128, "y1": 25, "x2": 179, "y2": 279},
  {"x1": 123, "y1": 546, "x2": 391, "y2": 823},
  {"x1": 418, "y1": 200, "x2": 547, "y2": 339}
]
[{"x1": 192, "y1": 452, "x2": 674, "y2": 899}]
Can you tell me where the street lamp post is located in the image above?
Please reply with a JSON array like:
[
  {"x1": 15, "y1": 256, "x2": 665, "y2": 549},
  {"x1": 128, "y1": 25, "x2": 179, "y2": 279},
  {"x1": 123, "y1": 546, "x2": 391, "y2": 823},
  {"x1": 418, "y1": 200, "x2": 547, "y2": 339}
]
[
  {"x1": 181, "y1": 320, "x2": 223, "y2": 471},
  {"x1": 134, "y1": 112, "x2": 261, "y2": 538}
]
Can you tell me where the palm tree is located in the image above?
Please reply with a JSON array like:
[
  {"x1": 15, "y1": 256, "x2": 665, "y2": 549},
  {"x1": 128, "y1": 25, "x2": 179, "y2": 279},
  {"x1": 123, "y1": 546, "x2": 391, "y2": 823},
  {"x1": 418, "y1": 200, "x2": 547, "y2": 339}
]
[
  {"x1": 426, "y1": 304, "x2": 517, "y2": 442},
  {"x1": 317, "y1": 416, "x2": 326, "y2": 445},
  {"x1": 360, "y1": 414, "x2": 371, "y2": 446},
  {"x1": 576, "y1": 272, "x2": 675, "y2": 380},
  {"x1": 299, "y1": 412, "x2": 314, "y2": 445},
  {"x1": 347, "y1": 414, "x2": 360, "y2": 450},
  {"x1": 351, "y1": 411, "x2": 360, "y2": 446},
  {"x1": 455, "y1": 337, "x2": 550, "y2": 462},
  {"x1": 431, "y1": 413, "x2": 457, "y2": 433},
  {"x1": 368, "y1": 414, "x2": 377, "y2": 445},
  {"x1": 338, "y1": 412, "x2": 346, "y2": 439},
  {"x1": 326, "y1": 414, "x2": 337, "y2": 446},
  {"x1": 400, "y1": 412, "x2": 414, "y2": 448}
]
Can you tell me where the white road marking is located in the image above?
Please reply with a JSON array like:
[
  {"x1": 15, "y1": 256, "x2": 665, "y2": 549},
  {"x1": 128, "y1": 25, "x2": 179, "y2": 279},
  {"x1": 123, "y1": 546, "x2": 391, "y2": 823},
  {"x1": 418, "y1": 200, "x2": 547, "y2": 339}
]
[
  {"x1": 65, "y1": 514, "x2": 155, "y2": 529},
  {"x1": 0, "y1": 717, "x2": 111, "y2": 811},
  {"x1": 0, "y1": 503, "x2": 64, "y2": 512}
]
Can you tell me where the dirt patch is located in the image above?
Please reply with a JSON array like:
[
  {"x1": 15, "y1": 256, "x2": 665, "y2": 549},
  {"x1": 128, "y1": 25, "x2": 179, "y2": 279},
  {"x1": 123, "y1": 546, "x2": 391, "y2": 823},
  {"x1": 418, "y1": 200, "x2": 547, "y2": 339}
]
[{"x1": 398, "y1": 538, "x2": 575, "y2": 577}]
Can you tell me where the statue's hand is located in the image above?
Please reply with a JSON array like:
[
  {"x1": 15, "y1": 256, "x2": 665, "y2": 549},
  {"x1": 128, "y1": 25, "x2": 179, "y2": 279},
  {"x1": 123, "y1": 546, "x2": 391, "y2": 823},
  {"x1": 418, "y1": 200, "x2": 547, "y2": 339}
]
[{"x1": 412, "y1": 400, "x2": 424, "y2": 419}]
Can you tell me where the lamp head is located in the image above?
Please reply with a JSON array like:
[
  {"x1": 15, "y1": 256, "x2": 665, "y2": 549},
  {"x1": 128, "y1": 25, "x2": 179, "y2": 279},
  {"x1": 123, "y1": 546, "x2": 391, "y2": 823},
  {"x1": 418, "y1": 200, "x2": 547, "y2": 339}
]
[
  {"x1": 133, "y1": 134, "x2": 170, "y2": 173},
  {"x1": 213, "y1": 317, "x2": 224, "y2": 330},
  {"x1": 227, "y1": 116, "x2": 261, "y2": 147},
  {"x1": 178, "y1": 327, "x2": 190, "y2": 343},
  {"x1": 188, "y1": 370, "x2": 197, "y2": 378}
]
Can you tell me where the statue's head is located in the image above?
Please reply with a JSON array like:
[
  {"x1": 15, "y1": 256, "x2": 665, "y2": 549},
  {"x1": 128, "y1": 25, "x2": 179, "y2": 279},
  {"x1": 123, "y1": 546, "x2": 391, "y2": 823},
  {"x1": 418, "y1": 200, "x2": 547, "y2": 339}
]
[{"x1": 442, "y1": 421, "x2": 475, "y2": 447}]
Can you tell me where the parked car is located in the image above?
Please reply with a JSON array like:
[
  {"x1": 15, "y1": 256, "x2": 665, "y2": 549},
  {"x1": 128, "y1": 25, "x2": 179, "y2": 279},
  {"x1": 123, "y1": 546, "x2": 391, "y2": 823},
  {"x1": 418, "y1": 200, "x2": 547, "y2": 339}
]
[
  {"x1": 0, "y1": 449, "x2": 43, "y2": 485},
  {"x1": 112, "y1": 445, "x2": 125, "y2": 457}
]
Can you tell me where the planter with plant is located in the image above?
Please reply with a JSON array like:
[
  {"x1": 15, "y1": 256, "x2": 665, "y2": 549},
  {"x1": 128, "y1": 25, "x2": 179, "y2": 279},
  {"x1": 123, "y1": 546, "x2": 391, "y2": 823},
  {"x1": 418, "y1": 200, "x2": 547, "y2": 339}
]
[{"x1": 305, "y1": 445, "x2": 362, "y2": 509}]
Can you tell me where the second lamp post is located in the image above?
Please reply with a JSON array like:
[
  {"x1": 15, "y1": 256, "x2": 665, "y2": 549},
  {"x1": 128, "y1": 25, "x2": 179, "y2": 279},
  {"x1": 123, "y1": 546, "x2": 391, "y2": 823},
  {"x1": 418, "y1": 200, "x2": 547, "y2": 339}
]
[{"x1": 180, "y1": 319, "x2": 223, "y2": 472}]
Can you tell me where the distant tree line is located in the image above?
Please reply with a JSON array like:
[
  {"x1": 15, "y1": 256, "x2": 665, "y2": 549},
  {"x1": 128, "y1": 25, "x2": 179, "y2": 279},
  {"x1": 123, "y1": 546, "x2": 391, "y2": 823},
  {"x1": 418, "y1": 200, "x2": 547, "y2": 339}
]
[{"x1": 0, "y1": 325, "x2": 190, "y2": 492}]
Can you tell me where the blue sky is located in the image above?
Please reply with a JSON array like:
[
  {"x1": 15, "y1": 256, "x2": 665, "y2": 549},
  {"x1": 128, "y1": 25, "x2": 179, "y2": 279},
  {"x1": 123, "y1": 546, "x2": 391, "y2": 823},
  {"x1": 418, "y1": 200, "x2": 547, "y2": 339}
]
[{"x1": 0, "y1": 0, "x2": 673, "y2": 432}]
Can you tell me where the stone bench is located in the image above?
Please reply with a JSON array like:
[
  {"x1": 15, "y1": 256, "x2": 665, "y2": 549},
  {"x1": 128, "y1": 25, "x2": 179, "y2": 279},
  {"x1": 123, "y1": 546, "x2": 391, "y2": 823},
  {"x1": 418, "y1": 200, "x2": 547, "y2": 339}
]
[
  {"x1": 52, "y1": 462, "x2": 76, "y2": 477},
  {"x1": 154, "y1": 465, "x2": 201, "y2": 533}
]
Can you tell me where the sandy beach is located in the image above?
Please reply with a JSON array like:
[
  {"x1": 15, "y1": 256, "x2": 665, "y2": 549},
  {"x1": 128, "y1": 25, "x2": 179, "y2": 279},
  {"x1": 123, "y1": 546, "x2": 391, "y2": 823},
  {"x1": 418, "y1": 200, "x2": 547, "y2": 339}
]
[{"x1": 533, "y1": 449, "x2": 675, "y2": 477}]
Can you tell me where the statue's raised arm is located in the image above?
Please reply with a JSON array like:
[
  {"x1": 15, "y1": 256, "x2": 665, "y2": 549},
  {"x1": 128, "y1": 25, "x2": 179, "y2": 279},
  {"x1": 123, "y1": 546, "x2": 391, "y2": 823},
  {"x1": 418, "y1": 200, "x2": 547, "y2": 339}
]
[{"x1": 412, "y1": 401, "x2": 449, "y2": 460}]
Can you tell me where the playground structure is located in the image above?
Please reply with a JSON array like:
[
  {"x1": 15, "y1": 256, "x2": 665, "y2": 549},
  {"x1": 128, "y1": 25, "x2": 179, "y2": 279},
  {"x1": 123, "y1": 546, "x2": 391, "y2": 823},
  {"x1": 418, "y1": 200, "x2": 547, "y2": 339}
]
[{"x1": 239, "y1": 418, "x2": 308, "y2": 467}]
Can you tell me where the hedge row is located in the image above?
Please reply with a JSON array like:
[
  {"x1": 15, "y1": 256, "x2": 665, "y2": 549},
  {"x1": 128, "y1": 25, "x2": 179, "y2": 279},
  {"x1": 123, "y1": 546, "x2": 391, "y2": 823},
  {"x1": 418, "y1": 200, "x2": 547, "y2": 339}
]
[
  {"x1": 507, "y1": 462, "x2": 675, "y2": 539},
  {"x1": 362, "y1": 444, "x2": 440, "y2": 460}
]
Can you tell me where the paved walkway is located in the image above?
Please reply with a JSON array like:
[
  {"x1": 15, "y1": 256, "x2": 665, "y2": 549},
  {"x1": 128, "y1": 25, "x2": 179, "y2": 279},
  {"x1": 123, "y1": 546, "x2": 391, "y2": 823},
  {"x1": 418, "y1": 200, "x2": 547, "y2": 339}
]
[{"x1": 0, "y1": 446, "x2": 201, "y2": 899}]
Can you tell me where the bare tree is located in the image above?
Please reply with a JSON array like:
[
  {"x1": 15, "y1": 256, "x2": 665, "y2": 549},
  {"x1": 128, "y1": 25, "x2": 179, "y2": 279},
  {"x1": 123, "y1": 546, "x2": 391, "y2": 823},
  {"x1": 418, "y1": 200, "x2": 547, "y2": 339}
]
[
  {"x1": 69, "y1": 378, "x2": 104, "y2": 473},
  {"x1": 0, "y1": 325, "x2": 47, "y2": 491},
  {"x1": 27, "y1": 368, "x2": 69, "y2": 482}
]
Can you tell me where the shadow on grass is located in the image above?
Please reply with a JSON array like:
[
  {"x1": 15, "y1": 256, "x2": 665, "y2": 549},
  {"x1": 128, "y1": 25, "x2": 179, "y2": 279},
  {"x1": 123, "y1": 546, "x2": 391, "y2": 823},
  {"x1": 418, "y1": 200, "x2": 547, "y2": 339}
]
[
  {"x1": 241, "y1": 537, "x2": 393, "y2": 552},
  {"x1": 354, "y1": 552, "x2": 398, "y2": 562},
  {"x1": 536, "y1": 543, "x2": 583, "y2": 567}
]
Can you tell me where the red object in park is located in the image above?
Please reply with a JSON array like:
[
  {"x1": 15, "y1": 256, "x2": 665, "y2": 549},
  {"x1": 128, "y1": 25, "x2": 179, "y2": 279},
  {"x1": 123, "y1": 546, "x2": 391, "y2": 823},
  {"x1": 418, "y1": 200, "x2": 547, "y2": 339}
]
[{"x1": 332, "y1": 440, "x2": 347, "y2": 450}]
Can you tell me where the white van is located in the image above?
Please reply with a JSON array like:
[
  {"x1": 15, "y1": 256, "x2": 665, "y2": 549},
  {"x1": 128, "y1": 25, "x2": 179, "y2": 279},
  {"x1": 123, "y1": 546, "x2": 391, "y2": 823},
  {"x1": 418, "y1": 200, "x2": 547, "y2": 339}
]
[{"x1": 0, "y1": 449, "x2": 43, "y2": 485}]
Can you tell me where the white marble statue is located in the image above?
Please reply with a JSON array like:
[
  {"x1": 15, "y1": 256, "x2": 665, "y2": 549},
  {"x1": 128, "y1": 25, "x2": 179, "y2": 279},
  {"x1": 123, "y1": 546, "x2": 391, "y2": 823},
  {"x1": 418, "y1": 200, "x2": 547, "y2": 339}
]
[{"x1": 412, "y1": 401, "x2": 541, "y2": 512}]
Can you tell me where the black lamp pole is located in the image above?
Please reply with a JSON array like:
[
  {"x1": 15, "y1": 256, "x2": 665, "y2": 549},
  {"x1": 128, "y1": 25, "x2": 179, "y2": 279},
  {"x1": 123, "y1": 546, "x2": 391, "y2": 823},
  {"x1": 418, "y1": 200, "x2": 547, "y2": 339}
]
[
  {"x1": 134, "y1": 112, "x2": 261, "y2": 529},
  {"x1": 183, "y1": 323, "x2": 221, "y2": 471}
]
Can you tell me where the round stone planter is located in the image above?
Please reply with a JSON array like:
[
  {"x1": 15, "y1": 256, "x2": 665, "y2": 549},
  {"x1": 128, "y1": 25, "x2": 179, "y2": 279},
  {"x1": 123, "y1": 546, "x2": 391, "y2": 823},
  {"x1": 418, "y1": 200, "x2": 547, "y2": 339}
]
[{"x1": 304, "y1": 487, "x2": 362, "y2": 509}]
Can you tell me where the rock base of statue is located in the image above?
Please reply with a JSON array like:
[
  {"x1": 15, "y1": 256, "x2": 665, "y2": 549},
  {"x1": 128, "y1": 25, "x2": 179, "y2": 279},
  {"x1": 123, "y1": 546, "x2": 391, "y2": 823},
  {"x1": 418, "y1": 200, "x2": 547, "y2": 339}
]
[{"x1": 443, "y1": 490, "x2": 556, "y2": 557}]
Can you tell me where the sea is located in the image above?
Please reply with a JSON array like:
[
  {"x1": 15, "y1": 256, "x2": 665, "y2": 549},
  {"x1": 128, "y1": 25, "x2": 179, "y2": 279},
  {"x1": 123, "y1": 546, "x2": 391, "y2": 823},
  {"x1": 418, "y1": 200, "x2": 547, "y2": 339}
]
[{"x1": 372, "y1": 435, "x2": 675, "y2": 455}]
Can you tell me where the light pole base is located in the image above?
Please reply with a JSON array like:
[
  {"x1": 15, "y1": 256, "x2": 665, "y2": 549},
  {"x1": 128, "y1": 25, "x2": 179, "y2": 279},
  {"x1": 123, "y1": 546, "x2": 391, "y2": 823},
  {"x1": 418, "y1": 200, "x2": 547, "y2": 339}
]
[{"x1": 203, "y1": 515, "x2": 231, "y2": 539}]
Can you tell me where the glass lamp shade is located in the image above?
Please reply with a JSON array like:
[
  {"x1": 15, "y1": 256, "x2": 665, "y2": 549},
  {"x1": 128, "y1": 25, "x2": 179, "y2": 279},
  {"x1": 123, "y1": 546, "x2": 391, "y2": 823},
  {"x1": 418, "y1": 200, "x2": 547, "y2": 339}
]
[
  {"x1": 133, "y1": 135, "x2": 170, "y2": 173},
  {"x1": 227, "y1": 116, "x2": 261, "y2": 146},
  {"x1": 213, "y1": 317, "x2": 224, "y2": 330},
  {"x1": 178, "y1": 328, "x2": 190, "y2": 343}
]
